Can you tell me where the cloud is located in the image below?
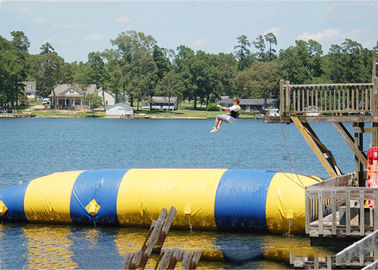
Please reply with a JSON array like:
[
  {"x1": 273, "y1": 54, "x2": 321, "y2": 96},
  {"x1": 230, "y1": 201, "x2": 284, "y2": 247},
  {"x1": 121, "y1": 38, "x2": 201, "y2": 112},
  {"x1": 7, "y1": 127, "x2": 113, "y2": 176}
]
[
  {"x1": 53, "y1": 23, "x2": 88, "y2": 30},
  {"x1": 17, "y1": 7, "x2": 30, "y2": 14},
  {"x1": 83, "y1": 33, "x2": 105, "y2": 41},
  {"x1": 33, "y1": 17, "x2": 46, "y2": 25},
  {"x1": 362, "y1": 41, "x2": 373, "y2": 48},
  {"x1": 114, "y1": 15, "x2": 131, "y2": 24},
  {"x1": 297, "y1": 28, "x2": 341, "y2": 42},
  {"x1": 59, "y1": 39, "x2": 72, "y2": 45},
  {"x1": 42, "y1": 35, "x2": 55, "y2": 44},
  {"x1": 264, "y1": 27, "x2": 281, "y2": 36},
  {"x1": 192, "y1": 36, "x2": 213, "y2": 49},
  {"x1": 347, "y1": 14, "x2": 361, "y2": 21},
  {"x1": 297, "y1": 27, "x2": 370, "y2": 43},
  {"x1": 326, "y1": 1, "x2": 375, "y2": 20}
]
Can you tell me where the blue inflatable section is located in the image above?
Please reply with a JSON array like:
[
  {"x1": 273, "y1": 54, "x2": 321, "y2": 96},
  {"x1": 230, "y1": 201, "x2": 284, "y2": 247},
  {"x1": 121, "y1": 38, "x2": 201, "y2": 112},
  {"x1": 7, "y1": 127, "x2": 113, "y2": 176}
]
[
  {"x1": 0, "y1": 182, "x2": 29, "y2": 222},
  {"x1": 214, "y1": 170, "x2": 276, "y2": 232},
  {"x1": 70, "y1": 169, "x2": 128, "y2": 225}
]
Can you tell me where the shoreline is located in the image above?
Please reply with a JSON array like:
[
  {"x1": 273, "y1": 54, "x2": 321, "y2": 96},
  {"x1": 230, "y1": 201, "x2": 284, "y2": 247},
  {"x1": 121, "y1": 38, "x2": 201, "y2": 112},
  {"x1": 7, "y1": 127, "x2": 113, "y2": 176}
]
[{"x1": 0, "y1": 114, "x2": 261, "y2": 120}]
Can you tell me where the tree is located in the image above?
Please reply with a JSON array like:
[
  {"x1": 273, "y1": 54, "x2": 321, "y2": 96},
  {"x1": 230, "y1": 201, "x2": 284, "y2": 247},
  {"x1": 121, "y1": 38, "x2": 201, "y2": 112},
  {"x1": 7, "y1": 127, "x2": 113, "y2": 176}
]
[
  {"x1": 40, "y1": 42, "x2": 56, "y2": 55},
  {"x1": 110, "y1": 30, "x2": 158, "y2": 108},
  {"x1": 155, "y1": 70, "x2": 184, "y2": 112},
  {"x1": 0, "y1": 35, "x2": 25, "y2": 107},
  {"x1": 264, "y1": 32, "x2": 277, "y2": 61},
  {"x1": 174, "y1": 45, "x2": 197, "y2": 106},
  {"x1": 323, "y1": 39, "x2": 371, "y2": 83},
  {"x1": 153, "y1": 45, "x2": 172, "y2": 79},
  {"x1": 253, "y1": 35, "x2": 266, "y2": 62},
  {"x1": 85, "y1": 93, "x2": 103, "y2": 115},
  {"x1": 27, "y1": 43, "x2": 70, "y2": 97},
  {"x1": 234, "y1": 35, "x2": 252, "y2": 71},
  {"x1": 235, "y1": 61, "x2": 281, "y2": 99}
]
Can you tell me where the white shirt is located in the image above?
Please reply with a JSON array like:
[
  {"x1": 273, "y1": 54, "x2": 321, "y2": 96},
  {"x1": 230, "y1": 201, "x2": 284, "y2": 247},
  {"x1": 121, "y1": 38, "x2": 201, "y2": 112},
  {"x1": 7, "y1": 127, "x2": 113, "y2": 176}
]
[{"x1": 229, "y1": 105, "x2": 240, "y2": 112}]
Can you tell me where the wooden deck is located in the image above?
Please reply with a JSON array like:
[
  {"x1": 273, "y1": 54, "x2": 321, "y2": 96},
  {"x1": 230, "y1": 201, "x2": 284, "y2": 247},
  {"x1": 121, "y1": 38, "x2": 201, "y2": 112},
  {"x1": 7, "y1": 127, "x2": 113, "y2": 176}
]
[
  {"x1": 290, "y1": 230, "x2": 378, "y2": 269},
  {"x1": 305, "y1": 174, "x2": 378, "y2": 238},
  {"x1": 264, "y1": 115, "x2": 378, "y2": 124}
]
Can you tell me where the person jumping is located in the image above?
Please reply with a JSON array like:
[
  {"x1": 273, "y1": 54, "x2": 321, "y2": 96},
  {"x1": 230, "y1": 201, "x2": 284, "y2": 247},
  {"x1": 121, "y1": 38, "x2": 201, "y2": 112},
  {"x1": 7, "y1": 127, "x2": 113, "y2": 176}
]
[{"x1": 210, "y1": 97, "x2": 241, "y2": 133}]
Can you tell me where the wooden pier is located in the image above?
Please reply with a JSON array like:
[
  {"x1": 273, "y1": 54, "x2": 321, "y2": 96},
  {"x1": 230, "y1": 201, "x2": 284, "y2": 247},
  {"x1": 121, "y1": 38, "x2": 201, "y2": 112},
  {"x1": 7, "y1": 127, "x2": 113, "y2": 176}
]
[
  {"x1": 265, "y1": 57, "x2": 378, "y2": 183},
  {"x1": 267, "y1": 58, "x2": 378, "y2": 269},
  {"x1": 123, "y1": 207, "x2": 202, "y2": 270}
]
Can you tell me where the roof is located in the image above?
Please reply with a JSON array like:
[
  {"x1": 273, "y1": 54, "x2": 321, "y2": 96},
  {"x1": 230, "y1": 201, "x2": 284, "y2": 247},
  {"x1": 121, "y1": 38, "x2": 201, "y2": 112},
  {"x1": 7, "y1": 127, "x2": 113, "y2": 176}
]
[
  {"x1": 150, "y1": 96, "x2": 178, "y2": 103},
  {"x1": 106, "y1": 103, "x2": 133, "y2": 111},
  {"x1": 98, "y1": 87, "x2": 115, "y2": 97},
  {"x1": 218, "y1": 98, "x2": 278, "y2": 106},
  {"x1": 85, "y1": 84, "x2": 98, "y2": 94},
  {"x1": 49, "y1": 84, "x2": 85, "y2": 97}
]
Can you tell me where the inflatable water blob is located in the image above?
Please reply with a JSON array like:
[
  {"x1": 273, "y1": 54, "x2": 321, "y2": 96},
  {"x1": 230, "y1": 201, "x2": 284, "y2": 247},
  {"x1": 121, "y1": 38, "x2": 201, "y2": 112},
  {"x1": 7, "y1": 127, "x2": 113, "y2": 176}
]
[{"x1": 0, "y1": 169, "x2": 321, "y2": 234}]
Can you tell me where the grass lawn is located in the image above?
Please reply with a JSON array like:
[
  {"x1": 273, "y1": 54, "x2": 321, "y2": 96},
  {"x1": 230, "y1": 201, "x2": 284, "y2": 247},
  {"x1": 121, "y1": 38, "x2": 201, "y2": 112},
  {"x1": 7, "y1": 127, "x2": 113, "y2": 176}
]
[
  {"x1": 31, "y1": 110, "x2": 106, "y2": 118},
  {"x1": 23, "y1": 107, "x2": 258, "y2": 119},
  {"x1": 134, "y1": 109, "x2": 257, "y2": 119}
]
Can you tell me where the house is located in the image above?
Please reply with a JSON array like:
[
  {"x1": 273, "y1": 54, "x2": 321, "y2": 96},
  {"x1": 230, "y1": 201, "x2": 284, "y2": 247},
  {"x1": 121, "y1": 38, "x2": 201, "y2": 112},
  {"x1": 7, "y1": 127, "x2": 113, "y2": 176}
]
[
  {"x1": 142, "y1": 97, "x2": 178, "y2": 110},
  {"x1": 49, "y1": 84, "x2": 116, "y2": 109},
  {"x1": 21, "y1": 81, "x2": 36, "y2": 100},
  {"x1": 85, "y1": 85, "x2": 116, "y2": 106},
  {"x1": 218, "y1": 97, "x2": 278, "y2": 112},
  {"x1": 49, "y1": 84, "x2": 85, "y2": 109},
  {"x1": 106, "y1": 103, "x2": 133, "y2": 116},
  {"x1": 98, "y1": 88, "x2": 116, "y2": 106}
]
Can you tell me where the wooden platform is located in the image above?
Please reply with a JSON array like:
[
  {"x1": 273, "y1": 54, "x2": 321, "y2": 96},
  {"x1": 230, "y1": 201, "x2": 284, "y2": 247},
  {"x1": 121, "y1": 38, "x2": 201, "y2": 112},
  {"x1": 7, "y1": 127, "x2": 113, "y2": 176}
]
[
  {"x1": 264, "y1": 115, "x2": 378, "y2": 124},
  {"x1": 308, "y1": 211, "x2": 375, "y2": 238}
]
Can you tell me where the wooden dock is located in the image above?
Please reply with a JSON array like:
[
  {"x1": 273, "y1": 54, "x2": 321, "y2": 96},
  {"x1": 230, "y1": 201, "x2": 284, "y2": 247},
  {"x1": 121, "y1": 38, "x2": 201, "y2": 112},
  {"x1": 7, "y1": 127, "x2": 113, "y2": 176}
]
[
  {"x1": 123, "y1": 207, "x2": 202, "y2": 270},
  {"x1": 269, "y1": 58, "x2": 378, "y2": 269}
]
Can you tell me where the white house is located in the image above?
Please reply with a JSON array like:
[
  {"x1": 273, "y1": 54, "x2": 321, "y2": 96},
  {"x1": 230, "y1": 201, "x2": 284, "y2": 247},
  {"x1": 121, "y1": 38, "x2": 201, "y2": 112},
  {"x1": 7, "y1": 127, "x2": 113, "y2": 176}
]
[
  {"x1": 98, "y1": 88, "x2": 116, "y2": 106},
  {"x1": 106, "y1": 103, "x2": 133, "y2": 116},
  {"x1": 86, "y1": 85, "x2": 115, "y2": 106},
  {"x1": 21, "y1": 81, "x2": 36, "y2": 100}
]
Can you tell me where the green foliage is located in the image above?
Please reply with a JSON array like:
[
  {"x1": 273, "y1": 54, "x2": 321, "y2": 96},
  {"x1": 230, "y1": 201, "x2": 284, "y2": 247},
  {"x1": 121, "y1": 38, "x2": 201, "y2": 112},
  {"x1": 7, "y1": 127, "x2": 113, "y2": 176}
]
[
  {"x1": 234, "y1": 35, "x2": 252, "y2": 71},
  {"x1": 206, "y1": 103, "x2": 219, "y2": 111},
  {"x1": 0, "y1": 30, "x2": 375, "y2": 110},
  {"x1": 235, "y1": 61, "x2": 282, "y2": 98},
  {"x1": 84, "y1": 93, "x2": 103, "y2": 109}
]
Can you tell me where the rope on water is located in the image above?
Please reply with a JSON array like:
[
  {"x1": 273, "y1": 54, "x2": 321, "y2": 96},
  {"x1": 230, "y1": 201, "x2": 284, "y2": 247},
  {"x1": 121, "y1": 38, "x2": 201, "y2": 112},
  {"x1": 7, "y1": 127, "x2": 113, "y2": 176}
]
[{"x1": 279, "y1": 114, "x2": 306, "y2": 189}]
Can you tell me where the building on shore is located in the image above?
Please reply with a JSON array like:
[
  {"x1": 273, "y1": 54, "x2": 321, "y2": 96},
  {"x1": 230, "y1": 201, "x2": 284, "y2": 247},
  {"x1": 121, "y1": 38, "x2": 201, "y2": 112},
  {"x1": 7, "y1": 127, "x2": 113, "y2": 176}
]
[
  {"x1": 106, "y1": 103, "x2": 133, "y2": 116},
  {"x1": 49, "y1": 84, "x2": 116, "y2": 109},
  {"x1": 218, "y1": 97, "x2": 278, "y2": 112},
  {"x1": 49, "y1": 84, "x2": 85, "y2": 109},
  {"x1": 142, "y1": 96, "x2": 178, "y2": 110},
  {"x1": 21, "y1": 81, "x2": 36, "y2": 100},
  {"x1": 86, "y1": 85, "x2": 116, "y2": 106}
]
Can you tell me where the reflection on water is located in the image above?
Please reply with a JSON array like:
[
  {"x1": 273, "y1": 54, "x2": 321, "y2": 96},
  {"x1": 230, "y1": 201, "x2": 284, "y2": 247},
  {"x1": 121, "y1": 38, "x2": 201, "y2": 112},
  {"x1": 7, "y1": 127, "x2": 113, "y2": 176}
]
[{"x1": 0, "y1": 223, "x2": 333, "y2": 269}]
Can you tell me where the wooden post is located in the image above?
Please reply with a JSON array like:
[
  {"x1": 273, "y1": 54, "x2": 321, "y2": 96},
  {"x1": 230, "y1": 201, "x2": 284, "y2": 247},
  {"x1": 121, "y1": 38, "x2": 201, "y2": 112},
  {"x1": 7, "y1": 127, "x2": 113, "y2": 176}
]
[
  {"x1": 285, "y1": 81, "x2": 290, "y2": 114},
  {"x1": 354, "y1": 123, "x2": 360, "y2": 185},
  {"x1": 373, "y1": 77, "x2": 378, "y2": 146},
  {"x1": 359, "y1": 190, "x2": 365, "y2": 237},
  {"x1": 346, "y1": 190, "x2": 351, "y2": 236},
  {"x1": 280, "y1": 79, "x2": 284, "y2": 116},
  {"x1": 318, "y1": 192, "x2": 323, "y2": 234},
  {"x1": 332, "y1": 191, "x2": 336, "y2": 235}
]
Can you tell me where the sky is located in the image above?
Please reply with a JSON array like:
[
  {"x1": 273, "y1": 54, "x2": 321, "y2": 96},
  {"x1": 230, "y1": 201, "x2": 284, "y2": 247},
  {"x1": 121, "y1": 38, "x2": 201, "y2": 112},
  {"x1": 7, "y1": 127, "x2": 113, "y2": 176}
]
[{"x1": 0, "y1": 0, "x2": 376, "y2": 63}]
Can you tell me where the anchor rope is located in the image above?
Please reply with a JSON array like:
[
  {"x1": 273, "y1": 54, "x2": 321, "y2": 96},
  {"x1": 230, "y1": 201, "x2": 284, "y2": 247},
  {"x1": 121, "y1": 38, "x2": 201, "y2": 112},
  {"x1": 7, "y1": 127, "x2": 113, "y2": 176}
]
[{"x1": 279, "y1": 114, "x2": 307, "y2": 189}]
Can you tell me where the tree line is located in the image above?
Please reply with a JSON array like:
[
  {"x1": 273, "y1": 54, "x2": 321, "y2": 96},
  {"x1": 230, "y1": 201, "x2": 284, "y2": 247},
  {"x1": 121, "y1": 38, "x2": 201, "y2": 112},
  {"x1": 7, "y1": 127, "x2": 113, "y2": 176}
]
[{"x1": 0, "y1": 30, "x2": 376, "y2": 108}]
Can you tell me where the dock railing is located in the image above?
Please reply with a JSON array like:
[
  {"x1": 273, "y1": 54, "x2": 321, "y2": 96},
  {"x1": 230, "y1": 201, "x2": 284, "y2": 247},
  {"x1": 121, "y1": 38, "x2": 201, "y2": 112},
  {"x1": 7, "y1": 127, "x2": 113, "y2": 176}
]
[
  {"x1": 279, "y1": 79, "x2": 377, "y2": 116},
  {"x1": 305, "y1": 173, "x2": 378, "y2": 237}
]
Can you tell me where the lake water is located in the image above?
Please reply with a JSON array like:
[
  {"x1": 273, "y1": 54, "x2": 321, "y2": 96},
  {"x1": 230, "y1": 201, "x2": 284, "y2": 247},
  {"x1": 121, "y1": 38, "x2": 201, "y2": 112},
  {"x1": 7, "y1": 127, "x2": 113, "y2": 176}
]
[{"x1": 0, "y1": 118, "x2": 368, "y2": 269}]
